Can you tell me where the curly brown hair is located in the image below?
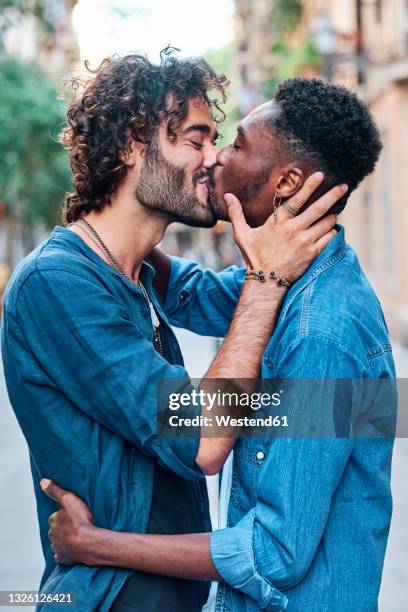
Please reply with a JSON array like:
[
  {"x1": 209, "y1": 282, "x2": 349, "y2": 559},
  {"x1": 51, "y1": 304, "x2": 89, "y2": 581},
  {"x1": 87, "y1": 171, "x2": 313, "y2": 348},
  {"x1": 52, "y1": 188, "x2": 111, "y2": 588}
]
[{"x1": 60, "y1": 49, "x2": 228, "y2": 223}]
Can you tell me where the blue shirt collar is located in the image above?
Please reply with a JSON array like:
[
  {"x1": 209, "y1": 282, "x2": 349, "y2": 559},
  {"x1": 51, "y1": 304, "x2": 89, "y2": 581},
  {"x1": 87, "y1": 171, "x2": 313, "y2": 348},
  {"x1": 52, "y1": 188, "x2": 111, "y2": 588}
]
[
  {"x1": 51, "y1": 225, "x2": 156, "y2": 289},
  {"x1": 281, "y1": 224, "x2": 346, "y2": 318}
]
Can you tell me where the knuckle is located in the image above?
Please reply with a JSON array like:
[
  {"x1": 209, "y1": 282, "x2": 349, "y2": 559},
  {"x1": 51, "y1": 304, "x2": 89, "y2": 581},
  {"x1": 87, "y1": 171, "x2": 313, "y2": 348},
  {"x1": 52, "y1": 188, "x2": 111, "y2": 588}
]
[
  {"x1": 62, "y1": 491, "x2": 74, "y2": 504},
  {"x1": 233, "y1": 231, "x2": 241, "y2": 244},
  {"x1": 296, "y1": 231, "x2": 307, "y2": 246},
  {"x1": 307, "y1": 241, "x2": 317, "y2": 256},
  {"x1": 306, "y1": 174, "x2": 318, "y2": 187}
]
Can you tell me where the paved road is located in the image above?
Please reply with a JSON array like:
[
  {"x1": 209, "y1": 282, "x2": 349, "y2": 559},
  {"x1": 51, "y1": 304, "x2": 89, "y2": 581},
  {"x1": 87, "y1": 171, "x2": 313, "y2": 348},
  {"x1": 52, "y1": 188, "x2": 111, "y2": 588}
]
[
  {"x1": 0, "y1": 332, "x2": 407, "y2": 610},
  {"x1": 378, "y1": 340, "x2": 408, "y2": 610}
]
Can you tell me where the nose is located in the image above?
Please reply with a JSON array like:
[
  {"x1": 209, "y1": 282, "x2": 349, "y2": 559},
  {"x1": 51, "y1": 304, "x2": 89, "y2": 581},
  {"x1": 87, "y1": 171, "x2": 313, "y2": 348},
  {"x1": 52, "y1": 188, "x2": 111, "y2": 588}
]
[
  {"x1": 202, "y1": 142, "x2": 217, "y2": 169},
  {"x1": 216, "y1": 144, "x2": 230, "y2": 166}
]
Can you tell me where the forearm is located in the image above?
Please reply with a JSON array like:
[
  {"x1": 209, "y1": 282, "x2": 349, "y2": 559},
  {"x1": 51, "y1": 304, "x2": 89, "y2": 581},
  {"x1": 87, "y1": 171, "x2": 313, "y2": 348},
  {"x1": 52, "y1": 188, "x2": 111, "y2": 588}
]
[
  {"x1": 81, "y1": 527, "x2": 219, "y2": 581},
  {"x1": 196, "y1": 281, "x2": 287, "y2": 474},
  {"x1": 206, "y1": 281, "x2": 285, "y2": 379}
]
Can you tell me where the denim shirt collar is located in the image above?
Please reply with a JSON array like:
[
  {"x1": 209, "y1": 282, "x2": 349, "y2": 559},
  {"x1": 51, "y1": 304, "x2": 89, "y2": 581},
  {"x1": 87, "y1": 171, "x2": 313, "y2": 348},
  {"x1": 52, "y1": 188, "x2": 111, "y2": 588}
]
[
  {"x1": 51, "y1": 224, "x2": 156, "y2": 289},
  {"x1": 281, "y1": 224, "x2": 345, "y2": 318}
]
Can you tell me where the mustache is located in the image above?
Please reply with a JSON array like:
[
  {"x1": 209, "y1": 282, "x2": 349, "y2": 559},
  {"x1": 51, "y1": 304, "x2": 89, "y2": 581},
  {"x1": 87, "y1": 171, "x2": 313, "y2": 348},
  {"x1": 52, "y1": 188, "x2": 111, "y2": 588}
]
[
  {"x1": 192, "y1": 169, "x2": 209, "y2": 186},
  {"x1": 207, "y1": 164, "x2": 217, "y2": 188}
]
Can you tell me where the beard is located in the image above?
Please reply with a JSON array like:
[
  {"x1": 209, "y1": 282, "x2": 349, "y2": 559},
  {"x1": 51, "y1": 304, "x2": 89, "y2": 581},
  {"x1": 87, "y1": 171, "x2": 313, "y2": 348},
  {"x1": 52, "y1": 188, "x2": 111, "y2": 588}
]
[
  {"x1": 136, "y1": 139, "x2": 216, "y2": 228},
  {"x1": 234, "y1": 164, "x2": 272, "y2": 206},
  {"x1": 208, "y1": 161, "x2": 273, "y2": 220}
]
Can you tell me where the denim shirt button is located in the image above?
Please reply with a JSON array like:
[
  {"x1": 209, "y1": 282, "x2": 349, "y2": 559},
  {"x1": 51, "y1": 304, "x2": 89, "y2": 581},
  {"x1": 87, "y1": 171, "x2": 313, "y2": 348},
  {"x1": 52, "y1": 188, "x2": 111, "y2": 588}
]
[{"x1": 256, "y1": 450, "x2": 265, "y2": 461}]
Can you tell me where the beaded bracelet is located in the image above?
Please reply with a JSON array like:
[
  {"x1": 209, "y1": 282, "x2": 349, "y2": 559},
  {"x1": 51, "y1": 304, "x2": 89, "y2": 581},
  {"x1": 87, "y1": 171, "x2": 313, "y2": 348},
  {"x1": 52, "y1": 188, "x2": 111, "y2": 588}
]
[
  {"x1": 245, "y1": 270, "x2": 266, "y2": 283},
  {"x1": 269, "y1": 271, "x2": 291, "y2": 287},
  {"x1": 245, "y1": 269, "x2": 291, "y2": 287}
]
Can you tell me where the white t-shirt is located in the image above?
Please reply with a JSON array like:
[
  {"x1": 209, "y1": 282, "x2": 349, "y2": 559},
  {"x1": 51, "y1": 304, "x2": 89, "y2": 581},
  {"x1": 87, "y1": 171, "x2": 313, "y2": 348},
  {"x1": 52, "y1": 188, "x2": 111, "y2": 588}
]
[{"x1": 202, "y1": 451, "x2": 234, "y2": 612}]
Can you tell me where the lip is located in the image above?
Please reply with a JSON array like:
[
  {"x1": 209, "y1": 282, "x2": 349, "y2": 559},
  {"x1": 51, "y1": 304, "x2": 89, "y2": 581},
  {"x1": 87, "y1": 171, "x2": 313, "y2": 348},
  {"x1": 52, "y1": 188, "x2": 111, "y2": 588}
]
[
  {"x1": 208, "y1": 165, "x2": 221, "y2": 188},
  {"x1": 196, "y1": 181, "x2": 209, "y2": 195}
]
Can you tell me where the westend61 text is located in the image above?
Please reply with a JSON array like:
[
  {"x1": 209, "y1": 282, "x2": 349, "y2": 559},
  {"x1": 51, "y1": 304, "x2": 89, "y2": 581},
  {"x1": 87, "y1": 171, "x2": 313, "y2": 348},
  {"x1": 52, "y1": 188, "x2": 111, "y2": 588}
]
[{"x1": 168, "y1": 415, "x2": 289, "y2": 428}]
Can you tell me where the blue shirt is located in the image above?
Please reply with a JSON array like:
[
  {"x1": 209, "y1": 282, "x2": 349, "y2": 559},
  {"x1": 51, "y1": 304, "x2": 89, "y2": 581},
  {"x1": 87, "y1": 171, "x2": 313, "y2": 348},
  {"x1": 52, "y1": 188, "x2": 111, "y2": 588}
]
[
  {"x1": 1, "y1": 226, "x2": 227, "y2": 611},
  {"x1": 164, "y1": 226, "x2": 396, "y2": 612}
]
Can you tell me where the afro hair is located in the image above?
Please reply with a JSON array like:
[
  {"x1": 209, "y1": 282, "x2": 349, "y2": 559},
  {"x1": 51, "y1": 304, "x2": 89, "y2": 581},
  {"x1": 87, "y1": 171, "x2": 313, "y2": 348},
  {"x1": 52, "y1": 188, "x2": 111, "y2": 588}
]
[{"x1": 270, "y1": 78, "x2": 382, "y2": 213}]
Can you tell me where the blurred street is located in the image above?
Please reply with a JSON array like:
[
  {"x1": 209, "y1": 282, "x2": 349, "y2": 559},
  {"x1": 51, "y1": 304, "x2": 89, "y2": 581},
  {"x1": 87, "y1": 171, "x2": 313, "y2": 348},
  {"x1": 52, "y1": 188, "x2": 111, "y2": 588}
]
[{"x1": 0, "y1": 331, "x2": 407, "y2": 611}]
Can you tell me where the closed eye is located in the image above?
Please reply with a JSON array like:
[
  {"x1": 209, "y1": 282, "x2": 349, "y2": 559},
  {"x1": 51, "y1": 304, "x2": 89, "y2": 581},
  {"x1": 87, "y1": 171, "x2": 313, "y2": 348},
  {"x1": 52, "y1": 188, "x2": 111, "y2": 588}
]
[{"x1": 189, "y1": 140, "x2": 204, "y2": 149}]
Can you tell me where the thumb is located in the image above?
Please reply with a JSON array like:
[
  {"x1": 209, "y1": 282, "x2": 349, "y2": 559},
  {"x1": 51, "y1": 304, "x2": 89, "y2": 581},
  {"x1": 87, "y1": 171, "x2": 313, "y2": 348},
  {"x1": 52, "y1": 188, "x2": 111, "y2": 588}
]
[
  {"x1": 224, "y1": 193, "x2": 248, "y2": 237},
  {"x1": 40, "y1": 479, "x2": 67, "y2": 505}
]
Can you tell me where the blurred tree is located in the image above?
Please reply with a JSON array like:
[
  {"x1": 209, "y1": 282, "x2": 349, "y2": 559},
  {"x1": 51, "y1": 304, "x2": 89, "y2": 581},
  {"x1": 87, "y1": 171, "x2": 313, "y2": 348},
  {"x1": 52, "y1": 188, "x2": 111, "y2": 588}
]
[
  {"x1": 0, "y1": 0, "x2": 54, "y2": 33},
  {"x1": 272, "y1": 0, "x2": 303, "y2": 32},
  {"x1": 0, "y1": 54, "x2": 69, "y2": 249},
  {"x1": 264, "y1": 36, "x2": 321, "y2": 98},
  {"x1": 263, "y1": 0, "x2": 321, "y2": 97}
]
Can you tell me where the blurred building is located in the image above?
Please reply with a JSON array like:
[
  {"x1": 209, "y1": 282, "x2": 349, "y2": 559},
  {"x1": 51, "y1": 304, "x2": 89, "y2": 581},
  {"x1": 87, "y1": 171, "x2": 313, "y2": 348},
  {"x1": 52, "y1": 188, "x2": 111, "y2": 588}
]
[
  {"x1": 233, "y1": 0, "x2": 276, "y2": 114},
  {"x1": 342, "y1": 0, "x2": 408, "y2": 345},
  {"x1": 0, "y1": 0, "x2": 79, "y2": 77},
  {"x1": 232, "y1": 0, "x2": 408, "y2": 344}
]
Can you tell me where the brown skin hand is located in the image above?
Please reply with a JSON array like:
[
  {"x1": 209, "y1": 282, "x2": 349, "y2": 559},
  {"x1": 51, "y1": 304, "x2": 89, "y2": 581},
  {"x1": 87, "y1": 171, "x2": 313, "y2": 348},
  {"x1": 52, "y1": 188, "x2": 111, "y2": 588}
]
[{"x1": 41, "y1": 479, "x2": 220, "y2": 580}]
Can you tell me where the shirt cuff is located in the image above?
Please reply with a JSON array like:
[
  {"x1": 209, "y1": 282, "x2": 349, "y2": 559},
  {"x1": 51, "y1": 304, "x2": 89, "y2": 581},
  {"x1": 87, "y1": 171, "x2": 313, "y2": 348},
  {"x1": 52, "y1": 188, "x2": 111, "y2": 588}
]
[
  {"x1": 163, "y1": 256, "x2": 197, "y2": 314},
  {"x1": 210, "y1": 511, "x2": 288, "y2": 611},
  {"x1": 152, "y1": 379, "x2": 204, "y2": 481},
  {"x1": 164, "y1": 256, "x2": 246, "y2": 316}
]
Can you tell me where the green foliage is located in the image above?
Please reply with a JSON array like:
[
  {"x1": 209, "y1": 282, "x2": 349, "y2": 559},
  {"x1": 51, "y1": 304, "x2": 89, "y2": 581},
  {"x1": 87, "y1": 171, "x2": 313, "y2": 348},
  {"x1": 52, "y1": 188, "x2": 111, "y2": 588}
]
[
  {"x1": 272, "y1": 0, "x2": 303, "y2": 32},
  {"x1": 205, "y1": 44, "x2": 240, "y2": 145},
  {"x1": 0, "y1": 54, "x2": 70, "y2": 227},
  {"x1": 264, "y1": 36, "x2": 321, "y2": 98},
  {"x1": 263, "y1": 1, "x2": 321, "y2": 98}
]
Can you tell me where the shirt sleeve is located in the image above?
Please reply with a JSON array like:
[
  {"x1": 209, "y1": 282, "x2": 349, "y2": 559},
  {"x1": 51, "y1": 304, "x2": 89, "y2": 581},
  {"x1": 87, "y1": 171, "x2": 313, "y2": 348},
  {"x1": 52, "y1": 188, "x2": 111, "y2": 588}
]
[
  {"x1": 163, "y1": 256, "x2": 245, "y2": 337},
  {"x1": 210, "y1": 335, "x2": 360, "y2": 602},
  {"x1": 16, "y1": 268, "x2": 203, "y2": 481}
]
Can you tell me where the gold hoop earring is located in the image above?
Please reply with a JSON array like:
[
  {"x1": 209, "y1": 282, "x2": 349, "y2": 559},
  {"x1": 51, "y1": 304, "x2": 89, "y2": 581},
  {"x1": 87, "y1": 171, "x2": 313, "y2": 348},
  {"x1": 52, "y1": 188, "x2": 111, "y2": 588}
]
[{"x1": 273, "y1": 193, "x2": 282, "y2": 225}]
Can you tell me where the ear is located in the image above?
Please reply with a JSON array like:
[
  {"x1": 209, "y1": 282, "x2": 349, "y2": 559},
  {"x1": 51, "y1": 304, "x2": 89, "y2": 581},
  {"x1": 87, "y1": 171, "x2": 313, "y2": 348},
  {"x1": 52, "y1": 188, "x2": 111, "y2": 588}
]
[
  {"x1": 119, "y1": 138, "x2": 145, "y2": 167},
  {"x1": 275, "y1": 166, "x2": 304, "y2": 198}
]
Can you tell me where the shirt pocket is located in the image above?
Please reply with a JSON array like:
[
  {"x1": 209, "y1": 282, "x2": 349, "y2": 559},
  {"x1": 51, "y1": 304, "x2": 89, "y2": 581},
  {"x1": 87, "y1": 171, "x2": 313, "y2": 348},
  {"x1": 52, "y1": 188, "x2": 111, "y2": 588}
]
[{"x1": 229, "y1": 439, "x2": 267, "y2": 513}]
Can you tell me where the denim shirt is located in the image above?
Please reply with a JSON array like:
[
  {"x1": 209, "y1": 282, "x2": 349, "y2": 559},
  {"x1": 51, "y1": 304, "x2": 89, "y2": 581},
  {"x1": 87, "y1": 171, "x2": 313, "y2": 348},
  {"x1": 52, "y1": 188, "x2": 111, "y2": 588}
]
[
  {"x1": 1, "y1": 227, "x2": 218, "y2": 611},
  {"x1": 164, "y1": 226, "x2": 396, "y2": 612}
]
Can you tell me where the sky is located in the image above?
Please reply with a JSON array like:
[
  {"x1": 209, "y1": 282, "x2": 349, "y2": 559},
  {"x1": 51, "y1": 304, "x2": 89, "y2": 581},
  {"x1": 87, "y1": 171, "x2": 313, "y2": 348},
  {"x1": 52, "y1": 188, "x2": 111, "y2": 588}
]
[{"x1": 72, "y1": 0, "x2": 234, "y2": 66}]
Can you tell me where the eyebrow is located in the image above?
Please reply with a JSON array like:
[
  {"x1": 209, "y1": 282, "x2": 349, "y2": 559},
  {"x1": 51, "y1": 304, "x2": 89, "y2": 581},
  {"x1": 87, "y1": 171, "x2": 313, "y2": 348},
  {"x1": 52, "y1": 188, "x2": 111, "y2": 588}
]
[
  {"x1": 182, "y1": 123, "x2": 220, "y2": 143},
  {"x1": 236, "y1": 125, "x2": 246, "y2": 139}
]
